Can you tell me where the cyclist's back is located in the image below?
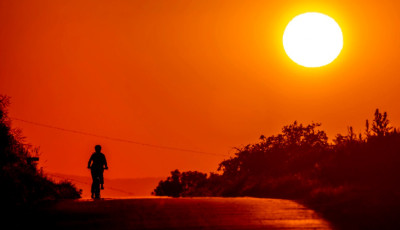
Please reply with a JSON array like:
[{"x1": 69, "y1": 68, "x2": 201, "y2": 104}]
[
  {"x1": 88, "y1": 145, "x2": 108, "y2": 198},
  {"x1": 89, "y1": 152, "x2": 107, "y2": 171}
]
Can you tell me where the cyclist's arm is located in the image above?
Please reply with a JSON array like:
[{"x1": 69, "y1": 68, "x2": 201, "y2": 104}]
[
  {"x1": 103, "y1": 155, "x2": 108, "y2": 169},
  {"x1": 88, "y1": 155, "x2": 93, "y2": 168}
]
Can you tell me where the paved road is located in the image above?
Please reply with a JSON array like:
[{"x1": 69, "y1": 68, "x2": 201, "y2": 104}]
[{"x1": 35, "y1": 197, "x2": 332, "y2": 230}]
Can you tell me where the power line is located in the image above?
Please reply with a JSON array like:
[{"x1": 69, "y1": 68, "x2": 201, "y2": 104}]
[{"x1": 11, "y1": 117, "x2": 228, "y2": 157}]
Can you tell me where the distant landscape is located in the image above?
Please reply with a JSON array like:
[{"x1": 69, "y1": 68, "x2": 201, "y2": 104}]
[{"x1": 48, "y1": 173, "x2": 163, "y2": 198}]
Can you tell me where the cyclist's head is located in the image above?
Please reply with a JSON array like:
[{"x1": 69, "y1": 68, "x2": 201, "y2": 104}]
[{"x1": 95, "y1": 145, "x2": 102, "y2": 152}]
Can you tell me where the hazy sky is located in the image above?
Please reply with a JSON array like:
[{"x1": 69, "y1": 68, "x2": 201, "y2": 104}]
[{"x1": 1, "y1": 0, "x2": 400, "y2": 178}]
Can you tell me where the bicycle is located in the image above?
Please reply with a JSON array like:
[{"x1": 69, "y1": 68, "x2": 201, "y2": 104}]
[{"x1": 88, "y1": 166, "x2": 108, "y2": 199}]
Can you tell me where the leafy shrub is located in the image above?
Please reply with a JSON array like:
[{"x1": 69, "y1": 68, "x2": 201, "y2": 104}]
[{"x1": 0, "y1": 95, "x2": 81, "y2": 209}]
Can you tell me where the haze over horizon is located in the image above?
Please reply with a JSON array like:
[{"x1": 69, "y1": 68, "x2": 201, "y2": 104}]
[{"x1": 1, "y1": 0, "x2": 400, "y2": 179}]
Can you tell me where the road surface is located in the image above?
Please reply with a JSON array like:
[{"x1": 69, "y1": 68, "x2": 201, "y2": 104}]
[{"x1": 32, "y1": 197, "x2": 332, "y2": 230}]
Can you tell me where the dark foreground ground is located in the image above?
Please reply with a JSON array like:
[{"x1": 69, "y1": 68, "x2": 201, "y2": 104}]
[{"x1": 10, "y1": 197, "x2": 331, "y2": 230}]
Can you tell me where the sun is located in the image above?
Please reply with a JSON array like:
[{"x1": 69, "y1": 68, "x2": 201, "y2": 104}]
[{"x1": 283, "y1": 12, "x2": 343, "y2": 68}]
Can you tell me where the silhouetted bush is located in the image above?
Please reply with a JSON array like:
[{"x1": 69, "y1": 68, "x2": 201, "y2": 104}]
[
  {"x1": 0, "y1": 95, "x2": 81, "y2": 209},
  {"x1": 154, "y1": 109, "x2": 400, "y2": 229},
  {"x1": 152, "y1": 170, "x2": 208, "y2": 197}
]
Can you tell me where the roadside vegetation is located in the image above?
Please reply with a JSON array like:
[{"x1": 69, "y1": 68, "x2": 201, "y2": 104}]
[
  {"x1": 0, "y1": 95, "x2": 81, "y2": 210},
  {"x1": 154, "y1": 109, "x2": 400, "y2": 229}
]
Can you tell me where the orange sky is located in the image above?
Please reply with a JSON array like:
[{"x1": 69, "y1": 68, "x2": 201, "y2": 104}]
[{"x1": 1, "y1": 0, "x2": 400, "y2": 179}]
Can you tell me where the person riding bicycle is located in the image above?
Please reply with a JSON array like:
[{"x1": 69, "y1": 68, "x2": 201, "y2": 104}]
[{"x1": 88, "y1": 145, "x2": 108, "y2": 198}]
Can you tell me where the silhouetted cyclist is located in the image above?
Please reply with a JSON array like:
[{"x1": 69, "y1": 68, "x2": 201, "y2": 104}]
[{"x1": 88, "y1": 145, "x2": 108, "y2": 198}]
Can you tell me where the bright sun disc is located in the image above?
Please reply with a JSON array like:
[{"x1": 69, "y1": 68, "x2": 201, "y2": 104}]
[{"x1": 283, "y1": 12, "x2": 343, "y2": 68}]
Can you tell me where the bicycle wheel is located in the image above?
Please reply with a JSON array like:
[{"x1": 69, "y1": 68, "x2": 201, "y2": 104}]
[{"x1": 92, "y1": 176, "x2": 101, "y2": 199}]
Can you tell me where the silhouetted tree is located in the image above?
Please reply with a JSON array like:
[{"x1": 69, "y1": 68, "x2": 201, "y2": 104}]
[
  {"x1": 347, "y1": 126, "x2": 356, "y2": 142},
  {"x1": 153, "y1": 170, "x2": 209, "y2": 197},
  {"x1": 365, "y1": 119, "x2": 371, "y2": 138},
  {"x1": 0, "y1": 95, "x2": 81, "y2": 208},
  {"x1": 180, "y1": 171, "x2": 208, "y2": 196},
  {"x1": 152, "y1": 169, "x2": 182, "y2": 197},
  {"x1": 154, "y1": 108, "x2": 400, "y2": 229},
  {"x1": 333, "y1": 133, "x2": 346, "y2": 145},
  {"x1": 372, "y1": 109, "x2": 393, "y2": 137}
]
